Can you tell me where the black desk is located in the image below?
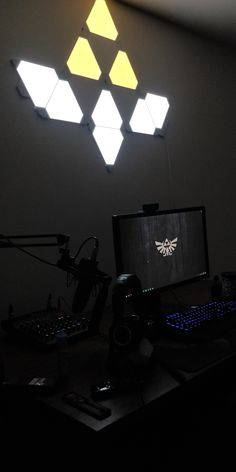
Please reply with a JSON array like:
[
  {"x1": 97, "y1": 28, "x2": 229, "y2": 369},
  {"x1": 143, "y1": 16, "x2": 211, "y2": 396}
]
[
  {"x1": 0, "y1": 332, "x2": 178, "y2": 444},
  {"x1": 2, "y1": 329, "x2": 236, "y2": 451},
  {"x1": 2, "y1": 282, "x2": 236, "y2": 451}
]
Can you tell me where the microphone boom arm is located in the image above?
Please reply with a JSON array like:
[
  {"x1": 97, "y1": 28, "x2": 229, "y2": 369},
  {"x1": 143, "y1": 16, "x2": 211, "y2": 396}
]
[
  {"x1": 0, "y1": 232, "x2": 112, "y2": 335},
  {"x1": 57, "y1": 243, "x2": 112, "y2": 335}
]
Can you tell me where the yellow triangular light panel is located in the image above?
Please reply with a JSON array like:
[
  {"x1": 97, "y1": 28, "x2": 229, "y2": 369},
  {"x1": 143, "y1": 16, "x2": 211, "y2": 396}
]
[
  {"x1": 109, "y1": 51, "x2": 138, "y2": 90},
  {"x1": 86, "y1": 0, "x2": 118, "y2": 41},
  {"x1": 67, "y1": 37, "x2": 101, "y2": 80}
]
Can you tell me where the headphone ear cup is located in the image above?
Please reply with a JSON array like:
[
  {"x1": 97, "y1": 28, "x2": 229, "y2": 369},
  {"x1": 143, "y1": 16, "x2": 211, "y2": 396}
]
[
  {"x1": 110, "y1": 314, "x2": 142, "y2": 353},
  {"x1": 111, "y1": 321, "x2": 133, "y2": 350}
]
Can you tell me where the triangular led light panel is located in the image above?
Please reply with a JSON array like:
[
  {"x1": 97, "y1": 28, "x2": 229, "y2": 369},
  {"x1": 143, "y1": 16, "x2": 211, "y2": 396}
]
[
  {"x1": 145, "y1": 93, "x2": 169, "y2": 129},
  {"x1": 109, "y1": 51, "x2": 138, "y2": 90},
  {"x1": 92, "y1": 90, "x2": 122, "y2": 129},
  {"x1": 46, "y1": 80, "x2": 83, "y2": 123},
  {"x1": 93, "y1": 126, "x2": 123, "y2": 165},
  {"x1": 86, "y1": 0, "x2": 118, "y2": 41},
  {"x1": 16, "y1": 60, "x2": 59, "y2": 107},
  {"x1": 130, "y1": 99, "x2": 155, "y2": 135},
  {"x1": 67, "y1": 37, "x2": 101, "y2": 80}
]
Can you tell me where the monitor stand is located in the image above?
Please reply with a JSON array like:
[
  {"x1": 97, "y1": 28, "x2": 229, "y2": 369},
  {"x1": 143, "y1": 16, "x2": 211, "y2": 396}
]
[{"x1": 143, "y1": 291, "x2": 161, "y2": 318}]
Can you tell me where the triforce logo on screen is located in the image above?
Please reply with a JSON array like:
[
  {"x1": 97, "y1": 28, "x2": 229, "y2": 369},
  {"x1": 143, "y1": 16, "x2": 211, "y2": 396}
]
[
  {"x1": 12, "y1": 0, "x2": 170, "y2": 166},
  {"x1": 155, "y1": 238, "x2": 178, "y2": 257}
]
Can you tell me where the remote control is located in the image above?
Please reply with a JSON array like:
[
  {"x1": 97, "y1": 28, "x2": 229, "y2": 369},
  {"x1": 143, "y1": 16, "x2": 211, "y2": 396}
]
[{"x1": 62, "y1": 391, "x2": 111, "y2": 420}]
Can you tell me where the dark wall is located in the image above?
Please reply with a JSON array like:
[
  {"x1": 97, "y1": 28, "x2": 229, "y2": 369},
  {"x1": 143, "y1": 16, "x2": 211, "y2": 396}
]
[{"x1": 0, "y1": 0, "x2": 236, "y2": 316}]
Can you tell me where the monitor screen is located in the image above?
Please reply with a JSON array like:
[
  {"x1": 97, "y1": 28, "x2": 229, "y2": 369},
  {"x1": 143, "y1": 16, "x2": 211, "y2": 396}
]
[{"x1": 112, "y1": 206, "x2": 209, "y2": 294}]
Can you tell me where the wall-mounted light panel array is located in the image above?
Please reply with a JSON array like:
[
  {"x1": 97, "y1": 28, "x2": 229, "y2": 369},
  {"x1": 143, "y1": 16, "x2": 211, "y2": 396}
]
[{"x1": 13, "y1": 0, "x2": 170, "y2": 166}]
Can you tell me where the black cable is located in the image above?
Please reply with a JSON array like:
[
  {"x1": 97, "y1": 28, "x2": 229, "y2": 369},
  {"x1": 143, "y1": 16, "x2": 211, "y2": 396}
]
[
  {"x1": 127, "y1": 356, "x2": 146, "y2": 407},
  {"x1": 137, "y1": 378, "x2": 145, "y2": 407},
  {"x1": 57, "y1": 295, "x2": 72, "y2": 311},
  {"x1": 168, "y1": 289, "x2": 186, "y2": 308},
  {"x1": 157, "y1": 357, "x2": 186, "y2": 385},
  {"x1": 74, "y1": 236, "x2": 98, "y2": 261},
  {"x1": 3, "y1": 237, "x2": 57, "y2": 268},
  {"x1": 163, "y1": 135, "x2": 175, "y2": 209}
]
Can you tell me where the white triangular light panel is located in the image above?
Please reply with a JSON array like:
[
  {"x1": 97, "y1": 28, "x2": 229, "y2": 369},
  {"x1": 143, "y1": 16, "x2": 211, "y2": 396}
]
[
  {"x1": 93, "y1": 127, "x2": 124, "y2": 165},
  {"x1": 16, "y1": 60, "x2": 58, "y2": 107},
  {"x1": 129, "y1": 99, "x2": 156, "y2": 135},
  {"x1": 46, "y1": 80, "x2": 83, "y2": 123},
  {"x1": 92, "y1": 90, "x2": 122, "y2": 129},
  {"x1": 145, "y1": 93, "x2": 169, "y2": 129}
]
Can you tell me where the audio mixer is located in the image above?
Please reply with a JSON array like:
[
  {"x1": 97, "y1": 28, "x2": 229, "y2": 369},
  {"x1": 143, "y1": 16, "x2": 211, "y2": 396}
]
[{"x1": 1, "y1": 309, "x2": 90, "y2": 350}]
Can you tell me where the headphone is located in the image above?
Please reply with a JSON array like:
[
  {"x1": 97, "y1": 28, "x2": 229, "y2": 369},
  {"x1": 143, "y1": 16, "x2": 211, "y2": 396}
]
[{"x1": 110, "y1": 274, "x2": 144, "y2": 354}]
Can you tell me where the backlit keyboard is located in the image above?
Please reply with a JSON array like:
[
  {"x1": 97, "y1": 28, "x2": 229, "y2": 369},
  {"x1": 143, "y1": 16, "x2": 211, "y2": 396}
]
[{"x1": 160, "y1": 299, "x2": 236, "y2": 341}]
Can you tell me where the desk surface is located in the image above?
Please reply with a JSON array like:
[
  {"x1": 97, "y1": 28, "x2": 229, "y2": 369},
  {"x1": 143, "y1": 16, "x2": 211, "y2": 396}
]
[
  {"x1": 2, "y1": 280, "x2": 236, "y2": 447},
  {"x1": 0, "y1": 333, "x2": 179, "y2": 433},
  {"x1": 2, "y1": 326, "x2": 236, "y2": 442}
]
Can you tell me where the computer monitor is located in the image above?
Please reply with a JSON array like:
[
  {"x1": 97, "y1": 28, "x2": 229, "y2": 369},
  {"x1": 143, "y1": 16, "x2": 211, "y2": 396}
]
[{"x1": 112, "y1": 206, "x2": 209, "y2": 300}]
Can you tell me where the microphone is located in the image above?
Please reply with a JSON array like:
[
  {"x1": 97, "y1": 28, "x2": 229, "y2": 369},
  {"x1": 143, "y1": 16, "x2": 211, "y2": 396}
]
[{"x1": 72, "y1": 241, "x2": 99, "y2": 314}]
